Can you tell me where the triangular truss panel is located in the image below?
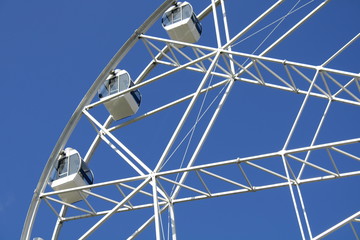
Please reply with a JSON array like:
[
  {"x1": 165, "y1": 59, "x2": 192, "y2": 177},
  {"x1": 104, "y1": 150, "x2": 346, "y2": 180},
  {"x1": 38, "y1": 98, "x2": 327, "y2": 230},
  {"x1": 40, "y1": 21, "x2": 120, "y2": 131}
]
[{"x1": 23, "y1": 1, "x2": 360, "y2": 240}]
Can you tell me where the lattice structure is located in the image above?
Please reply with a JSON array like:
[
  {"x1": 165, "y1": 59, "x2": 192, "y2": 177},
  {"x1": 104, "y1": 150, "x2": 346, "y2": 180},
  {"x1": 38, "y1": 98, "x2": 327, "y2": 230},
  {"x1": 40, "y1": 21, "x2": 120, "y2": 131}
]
[{"x1": 23, "y1": 1, "x2": 359, "y2": 239}]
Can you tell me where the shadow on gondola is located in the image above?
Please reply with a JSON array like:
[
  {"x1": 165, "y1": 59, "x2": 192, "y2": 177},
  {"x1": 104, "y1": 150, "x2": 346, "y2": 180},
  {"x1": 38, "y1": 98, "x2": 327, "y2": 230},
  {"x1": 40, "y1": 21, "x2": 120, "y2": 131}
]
[
  {"x1": 49, "y1": 148, "x2": 94, "y2": 204},
  {"x1": 98, "y1": 69, "x2": 141, "y2": 121},
  {"x1": 162, "y1": 1, "x2": 202, "y2": 47}
]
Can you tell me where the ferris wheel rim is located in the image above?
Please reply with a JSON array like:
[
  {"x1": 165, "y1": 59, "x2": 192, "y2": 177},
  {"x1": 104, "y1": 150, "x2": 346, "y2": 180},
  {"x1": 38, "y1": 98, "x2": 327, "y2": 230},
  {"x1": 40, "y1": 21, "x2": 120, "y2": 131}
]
[
  {"x1": 21, "y1": 1, "x2": 178, "y2": 239},
  {"x1": 22, "y1": 0, "x2": 360, "y2": 239}
]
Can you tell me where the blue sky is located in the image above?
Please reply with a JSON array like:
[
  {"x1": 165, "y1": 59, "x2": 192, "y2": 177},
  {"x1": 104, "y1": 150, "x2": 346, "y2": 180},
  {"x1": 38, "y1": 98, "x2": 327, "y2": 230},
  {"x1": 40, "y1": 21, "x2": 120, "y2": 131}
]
[{"x1": 0, "y1": 0, "x2": 359, "y2": 239}]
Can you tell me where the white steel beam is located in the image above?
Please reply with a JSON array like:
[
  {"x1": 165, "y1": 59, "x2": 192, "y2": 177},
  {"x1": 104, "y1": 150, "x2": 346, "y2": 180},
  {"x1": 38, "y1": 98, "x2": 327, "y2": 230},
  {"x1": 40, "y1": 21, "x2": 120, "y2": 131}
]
[
  {"x1": 154, "y1": 51, "x2": 221, "y2": 172},
  {"x1": 51, "y1": 206, "x2": 67, "y2": 240},
  {"x1": 322, "y1": 33, "x2": 360, "y2": 67},
  {"x1": 24, "y1": 1, "x2": 359, "y2": 238},
  {"x1": 85, "y1": 50, "x2": 218, "y2": 110},
  {"x1": 220, "y1": 0, "x2": 235, "y2": 74},
  {"x1": 211, "y1": 0, "x2": 222, "y2": 48},
  {"x1": 151, "y1": 176, "x2": 162, "y2": 240},
  {"x1": 83, "y1": 109, "x2": 152, "y2": 174},
  {"x1": 39, "y1": 137, "x2": 360, "y2": 203},
  {"x1": 223, "y1": 0, "x2": 285, "y2": 49},
  {"x1": 134, "y1": 0, "x2": 221, "y2": 86},
  {"x1": 313, "y1": 211, "x2": 360, "y2": 240},
  {"x1": 283, "y1": 70, "x2": 320, "y2": 150},
  {"x1": 168, "y1": 202, "x2": 177, "y2": 240},
  {"x1": 298, "y1": 99, "x2": 333, "y2": 179},
  {"x1": 21, "y1": 1, "x2": 177, "y2": 239},
  {"x1": 282, "y1": 156, "x2": 306, "y2": 240},
  {"x1": 53, "y1": 169, "x2": 360, "y2": 223},
  {"x1": 79, "y1": 177, "x2": 151, "y2": 240},
  {"x1": 127, "y1": 204, "x2": 170, "y2": 240},
  {"x1": 83, "y1": 116, "x2": 113, "y2": 164},
  {"x1": 171, "y1": 77, "x2": 235, "y2": 199}
]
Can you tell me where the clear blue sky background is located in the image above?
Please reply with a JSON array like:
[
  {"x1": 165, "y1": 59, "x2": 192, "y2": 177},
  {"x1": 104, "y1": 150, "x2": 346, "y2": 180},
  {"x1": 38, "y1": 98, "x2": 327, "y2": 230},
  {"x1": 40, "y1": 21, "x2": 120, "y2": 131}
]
[{"x1": 0, "y1": 0, "x2": 359, "y2": 239}]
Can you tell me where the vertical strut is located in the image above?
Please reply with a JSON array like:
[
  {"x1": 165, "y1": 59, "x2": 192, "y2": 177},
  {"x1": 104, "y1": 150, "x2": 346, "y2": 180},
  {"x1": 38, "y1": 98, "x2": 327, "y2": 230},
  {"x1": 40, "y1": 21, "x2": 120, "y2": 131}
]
[
  {"x1": 281, "y1": 156, "x2": 306, "y2": 239},
  {"x1": 212, "y1": 0, "x2": 222, "y2": 48},
  {"x1": 169, "y1": 202, "x2": 177, "y2": 240},
  {"x1": 79, "y1": 177, "x2": 151, "y2": 240},
  {"x1": 154, "y1": 51, "x2": 221, "y2": 172},
  {"x1": 282, "y1": 70, "x2": 320, "y2": 239},
  {"x1": 220, "y1": 0, "x2": 235, "y2": 74},
  {"x1": 152, "y1": 176, "x2": 162, "y2": 240}
]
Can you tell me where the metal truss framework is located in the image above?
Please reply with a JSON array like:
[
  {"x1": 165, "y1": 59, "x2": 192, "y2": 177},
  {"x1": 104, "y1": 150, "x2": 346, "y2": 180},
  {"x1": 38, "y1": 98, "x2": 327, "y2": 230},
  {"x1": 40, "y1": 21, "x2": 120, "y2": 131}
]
[{"x1": 23, "y1": 0, "x2": 359, "y2": 239}]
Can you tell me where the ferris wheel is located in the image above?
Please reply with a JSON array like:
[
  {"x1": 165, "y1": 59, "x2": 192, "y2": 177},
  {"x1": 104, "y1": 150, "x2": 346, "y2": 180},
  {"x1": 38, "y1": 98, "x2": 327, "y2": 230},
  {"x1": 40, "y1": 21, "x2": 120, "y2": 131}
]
[{"x1": 22, "y1": 0, "x2": 360, "y2": 239}]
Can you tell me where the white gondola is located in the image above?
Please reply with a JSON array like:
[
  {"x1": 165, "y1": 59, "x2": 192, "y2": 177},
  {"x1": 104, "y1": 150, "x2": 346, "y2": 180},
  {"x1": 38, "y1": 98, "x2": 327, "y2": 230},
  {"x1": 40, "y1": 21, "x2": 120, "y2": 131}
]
[
  {"x1": 98, "y1": 69, "x2": 141, "y2": 121},
  {"x1": 50, "y1": 148, "x2": 94, "y2": 204},
  {"x1": 162, "y1": 2, "x2": 202, "y2": 46}
]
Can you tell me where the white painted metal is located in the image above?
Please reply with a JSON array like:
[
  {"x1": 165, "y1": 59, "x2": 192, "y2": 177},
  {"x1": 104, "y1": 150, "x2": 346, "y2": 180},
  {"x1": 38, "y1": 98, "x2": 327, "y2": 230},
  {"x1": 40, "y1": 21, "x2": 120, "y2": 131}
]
[
  {"x1": 78, "y1": 178, "x2": 152, "y2": 240},
  {"x1": 162, "y1": 2, "x2": 202, "y2": 45},
  {"x1": 51, "y1": 206, "x2": 67, "y2": 240},
  {"x1": 99, "y1": 69, "x2": 140, "y2": 120},
  {"x1": 313, "y1": 211, "x2": 360, "y2": 240},
  {"x1": 83, "y1": 109, "x2": 152, "y2": 176},
  {"x1": 23, "y1": 0, "x2": 360, "y2": 239},
  {"x1": 152, "y1": 176, "x2": 162, "y2": 240},
  {"x1": 168, "y1": 202, "x2": 177, "y2": 240},
  {"x1": 154, "y1": 51, "x2": 221, "y2": 172},
  {"x1": 50, "y1": 174, "x2": 88, "y2": 204},
  {"x1": 21, "y1": 1, "x2": 176, "y2": 239},
  {"x1": 49, "y1": 148, "x2": 93, "y2": 204},
  {"x1": 211, "y1": 0, "x2": 222, "y2": 48}
]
